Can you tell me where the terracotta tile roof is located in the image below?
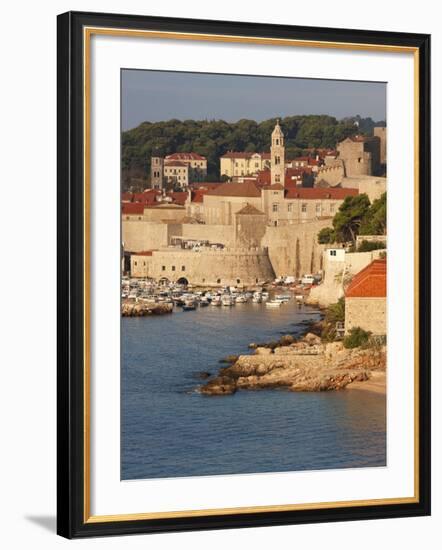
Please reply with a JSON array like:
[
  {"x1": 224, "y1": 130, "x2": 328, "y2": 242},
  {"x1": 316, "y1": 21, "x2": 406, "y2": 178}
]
[
  {"x1": 164, "y1": 160, "x2": 188, "y2": 167},
  {"x1": 236, "y1": 204, "x2": 265, "y2": 216},
  {"x1": 220, "y1": 151, "x2": 254, "y2": 159},
  {"x1": 122, "y1": 203, "x2": 145, "y2": 215},
  {"x1": 165, "y1": 152, "x2": 206, "y2": 161},
  {"x1": 132, "y1": 192, "x2": 159, "y2": 204},
  {"x1": 220, "y1": 151, "x2": 271, "y2": 160},
  {"x1": 167, "y1": 192, "x2": 188, "y2": 205},
  {"x1": 133, "y1": 250, "x2": 155, "y2": 256},
  {"x1": 191, "y1": 189, "x2": 209, "y2": 203},
  {"x1": 262, "y1": 183, "x2": 284, "y2": 190},
  {"x1": 346, "y1": 135, "x2": 380, "y2": 143},
  {"x1": 285, "y1": 188, "x2": 358, "y2": 200},
  {"x1": 255, "y1": 170, "x2": 271, "y2": 186},
  {"x1": 205, "y1": 180, "x2": 261, "y2": 198},
  {"x1": 345, "y1": 259, "x2": 387, "y2": 298},
  {"x1": 121, "y1": 192, "x2": 133, "y2": 202}
]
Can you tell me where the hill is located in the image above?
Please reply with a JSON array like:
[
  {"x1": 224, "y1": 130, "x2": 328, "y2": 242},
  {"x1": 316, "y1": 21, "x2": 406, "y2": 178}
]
[{"x1": 122, "y1": 115, "x2": 385, "y2": 191}]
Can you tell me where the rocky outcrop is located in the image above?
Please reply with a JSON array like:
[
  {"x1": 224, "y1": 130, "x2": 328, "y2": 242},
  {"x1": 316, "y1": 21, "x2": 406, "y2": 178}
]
[
  {"x1": 199, "y1": 337, "x2": 386, "y2": 396},
  {"x1": 121, "y1": 301, "x2": 173, "y2": 317}
]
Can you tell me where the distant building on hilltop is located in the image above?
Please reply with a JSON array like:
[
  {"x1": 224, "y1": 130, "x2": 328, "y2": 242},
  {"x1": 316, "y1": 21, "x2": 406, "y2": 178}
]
[
  {"x1": 337, "y1": 135, "x2": 381, "y2": 177},
  {"x1": 373, "y1": 126, "x2": 387, "y2": 166},
  {"x1": 150, "y1": 152, "x2": 207, "y2": 189}
]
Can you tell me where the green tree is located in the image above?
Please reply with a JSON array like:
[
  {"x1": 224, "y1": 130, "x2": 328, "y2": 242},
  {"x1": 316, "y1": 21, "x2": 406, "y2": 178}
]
[
  {"x1": 317, "y1": 227, "x2": 335, "y2": 244},
  {"x1": 360, "y1": 192, "x2": 387, "y2": 235},
  {"x1": 332, "y1": 194, "x2": 371, "y2": 245}
]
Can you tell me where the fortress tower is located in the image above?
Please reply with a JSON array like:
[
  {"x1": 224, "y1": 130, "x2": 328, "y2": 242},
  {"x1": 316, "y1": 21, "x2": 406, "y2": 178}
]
[
  {"x1": 150, "y1": 156, "x2": 164, "y2": 189},
  {"x1": 270, "y1": 119, "x2": 285, "y2": 185}
]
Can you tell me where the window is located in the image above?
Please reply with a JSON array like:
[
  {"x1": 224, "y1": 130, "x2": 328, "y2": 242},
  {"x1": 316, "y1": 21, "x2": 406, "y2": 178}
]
[
  {"x1": 255, "y1": 162, "x2": 259, "y2": 168},
  {"x1": 162, "y1": 266, "x2": 166, "y2": 271},
  {"x1": 276, "y1": 139, "x2": 279, "y2": 145},
  {"x1": 330, "y1": 250, "x2": 337, "y2": 257},
  {"x1": 172, "y1": 266, "x2": 176, "y2": 271},
  {"x1": 134, "y1": 261, "x2": 137, "y2": 266},
  {"x1": 275, "y1": 175, "x2": 280, "y2": 183},
  {"x1": 358, "y1": 157, "x2": 362, "y2": 163},
  {"x1": 330, "y1": 203, "x2": 335, "y2": 213},
  {"x1": 272, "y1": 203, "x2": 278, "y2": 212},
  {"x1": 237, "y1": 279, "x2": 241, "y2": 284},
  {"x1": 217, "y1": 278, "x2": 221, "y2": 284},
  {"x1": 301, "y1": 203, "x2": 307, "y2": 213},
  {"x1": 287, "y1": 203, "x2": 293, "y2": 212},
  {"x1": 274, "y1": 156, "x2": 280, "y2": 165},
  {"x1": 181, "y1": 266, "x2": 185, "y2": 271}
]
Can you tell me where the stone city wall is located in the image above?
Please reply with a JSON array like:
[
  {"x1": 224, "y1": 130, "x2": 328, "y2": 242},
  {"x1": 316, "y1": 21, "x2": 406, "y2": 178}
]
[
  {"x1": 345, "y1": 297, "x2": 387, "y2": 335},
  {"x1": 308, "y1": 249, "x2": 386, "y2": 307},
  {"x1": 135, "y1": 247, "x2": 275, "y2": 287},
  {"x1": 262, "y1": 219, "x2": 330, "y2": 278}
]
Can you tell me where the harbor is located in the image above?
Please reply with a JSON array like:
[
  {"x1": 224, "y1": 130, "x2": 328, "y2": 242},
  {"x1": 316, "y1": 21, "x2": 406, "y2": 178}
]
[
  {"x1": 121, "y1": 275, "x2": 317, "y2": 316},
  {"x1": 121, "y1": 294, "x2": 386, "y2": 480}
]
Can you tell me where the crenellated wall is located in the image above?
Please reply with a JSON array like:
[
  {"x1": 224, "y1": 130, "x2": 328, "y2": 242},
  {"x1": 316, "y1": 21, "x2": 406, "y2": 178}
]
[{"x1": 134, "y1": 247, "x2": 275, "y2": 287}]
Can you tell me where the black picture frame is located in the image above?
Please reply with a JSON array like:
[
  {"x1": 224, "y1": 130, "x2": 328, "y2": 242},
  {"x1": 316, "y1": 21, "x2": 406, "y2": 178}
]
[{"x1": 57, "y1": 10, "x2": 431, "y2": 539}]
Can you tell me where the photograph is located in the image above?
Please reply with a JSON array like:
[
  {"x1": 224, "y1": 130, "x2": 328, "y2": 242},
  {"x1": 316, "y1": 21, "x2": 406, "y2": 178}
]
[{"x1": 120, "y1": 69, "x2": 388, "y2": 481}]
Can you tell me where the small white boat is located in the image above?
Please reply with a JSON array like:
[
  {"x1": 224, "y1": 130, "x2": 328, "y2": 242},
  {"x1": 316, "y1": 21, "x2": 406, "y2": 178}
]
[
  {"x1": 211, "y1": 295, "x2": 222, "y2": 306},
  {"x1": 275, "y1": 294, "x2": 291, "y2": 303},
  {"x1": 266, "y1": 300, "x2": 283, "y2": 308},
  {"x1": 221, "y1": 295, "x2": 234, "y2": 306},
  {"x1": 182, "y1": 300, "x2": 197, "y2": 311},
  {"x1": 235, "y1": 294, "x2": 248, "y2": 303}
]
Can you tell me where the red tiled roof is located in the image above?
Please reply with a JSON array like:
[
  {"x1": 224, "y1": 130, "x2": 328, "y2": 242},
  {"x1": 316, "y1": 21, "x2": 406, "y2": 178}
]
[
  {"x1": 262, "y1": 183, "x2": 284, "y2": 190},
  {"x1": 285, "y1": 188, "x2": 359, "y2": 200},
  {"x1": 167, "y1": 192, "x2": 188, "y2": 205},
  {"x1": 191, "y1": 189, "x2": 209, "y2": 203},
  {"x1": 189, "y1": 182, "x2": 223, "y2": 190},
  {"x1": 236, "y1": 204, "x2": 265, "y2": 216},
  {"x1": 164, "y1": 160, "x2": 188, "y2": 167},
  {"x1": 132, "y1": 191, "x2": 159, "y2": 204},
  {"x1": 165, "y1": 152, "x2": 206, "y2": 161},
  {"x1": 205, "y1": 180, "x2": 261, "y2": 198},
  {"x1": 133, "y1": 250, "x2": 155, "y2": 256},
  {"x1": 121, "y1": 192, "x2": 133, "y2": 202},
  {"x1": 122, "y1": 203, "x2": 145, "y2": 215},
  {"x1": 345, "y1": 259, "x2": 387, "y2": 298},
  {"x1": 220, "y1": 151, "x2": 253, "y2": 159},
  {"x1": 255, "y1": 170, "x2": 271, "y2": 186},
  {"x1": 220, "y1": 151, "x2": 270, "y2": 160}
]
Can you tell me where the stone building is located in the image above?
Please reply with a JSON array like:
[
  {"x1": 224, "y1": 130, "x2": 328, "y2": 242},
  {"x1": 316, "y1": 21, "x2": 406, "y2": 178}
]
[
  {"x1": 270, "y1": 119, "x2": 285, "y2": 185},
  {"x1": 163, "y1": 160, "x2": 189, "y2": 188},
  {"x1": 344, "y1": 259, "x2": 387, "y2": 335},
  {"x1": 220, "y1": 152, "x2": 271, "y2": 179},
  {"x1": 337, "y1": 135, "x2": 381, "y2": 177},
  {"x1": 129, "y1": 246, "x2": 275, "y2": 287},
  {"x1": 150, "y1": 152, "x2": 207, "y2": 189},
  {"x1": 308, "y1": 248, "x2": 386, "y2": 306},
  {"x1": 150, "y1": 157, "x2": 164, "y2": 189},
  {"x1": 373, "y1": 126, "x2": 387, "y2": 166},
  {"x1": 165, "y1": 153, "x2": 207, "y2": 181}
]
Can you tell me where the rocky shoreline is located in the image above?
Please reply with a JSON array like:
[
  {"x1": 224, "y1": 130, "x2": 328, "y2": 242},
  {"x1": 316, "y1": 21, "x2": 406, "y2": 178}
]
[
  {"x1": 121, "y1": 300, "x2": 173, "y2": 317},
  {"x1": 199, "y1": 332, "x2": 386, "y2": 396}
]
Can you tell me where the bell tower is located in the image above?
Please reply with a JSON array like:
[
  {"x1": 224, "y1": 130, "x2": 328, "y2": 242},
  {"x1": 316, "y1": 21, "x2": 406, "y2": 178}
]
[{"x1": 270, "y1": 119, "x2": 285, "y2": 185}]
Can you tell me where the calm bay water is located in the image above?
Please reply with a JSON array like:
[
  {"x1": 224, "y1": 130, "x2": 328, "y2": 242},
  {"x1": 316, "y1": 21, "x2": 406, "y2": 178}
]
[{"x1": 121, "y1": 301, "x2": 386, "y2": 480}]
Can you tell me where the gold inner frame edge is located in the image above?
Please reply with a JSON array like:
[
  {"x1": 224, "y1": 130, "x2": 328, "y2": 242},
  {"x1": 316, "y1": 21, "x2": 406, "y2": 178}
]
[{"x1": 82, "y1": 26, "x2": 420, "y2": 524}]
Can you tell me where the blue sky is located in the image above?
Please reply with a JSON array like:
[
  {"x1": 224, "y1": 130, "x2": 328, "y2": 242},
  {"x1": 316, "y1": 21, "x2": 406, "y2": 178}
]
[{"x1": 122, "y1": 69, "x2": 386, "y2": 131}]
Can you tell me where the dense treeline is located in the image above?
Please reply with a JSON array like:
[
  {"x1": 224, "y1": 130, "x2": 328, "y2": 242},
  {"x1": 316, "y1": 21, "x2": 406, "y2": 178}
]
[{"x1": 122, "y1": 115, "x2": 385, "y2": 190}]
